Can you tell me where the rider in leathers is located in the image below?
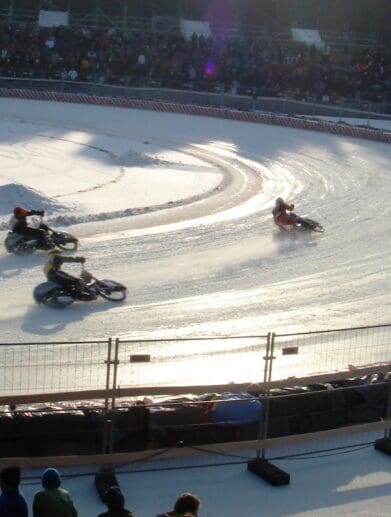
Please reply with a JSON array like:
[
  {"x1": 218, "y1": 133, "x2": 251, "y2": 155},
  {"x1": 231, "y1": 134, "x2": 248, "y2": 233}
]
[
  {"x1": 272, "y1": 198, "x2": 300, "y2": 227},
  {"x1": 44, "y1": 249, "x2": 92, "y2": 298},
  {"x1": 10, "y1": 206, "x2": 48, "y2": 246}
]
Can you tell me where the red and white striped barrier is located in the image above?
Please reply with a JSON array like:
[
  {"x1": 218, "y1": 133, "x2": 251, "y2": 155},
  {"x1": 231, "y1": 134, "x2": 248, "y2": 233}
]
[{"x1": 1, "y1": 88, "x2": 390, "y2": 144}]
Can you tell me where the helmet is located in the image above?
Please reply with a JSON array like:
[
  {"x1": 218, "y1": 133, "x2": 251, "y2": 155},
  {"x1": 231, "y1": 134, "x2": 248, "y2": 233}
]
[
  {"x1": 13, "y1": 206, "x2": 28, "y2": 217},
  {"x1": 275, "y1": 197, "x2": 284, "y2": 206}
]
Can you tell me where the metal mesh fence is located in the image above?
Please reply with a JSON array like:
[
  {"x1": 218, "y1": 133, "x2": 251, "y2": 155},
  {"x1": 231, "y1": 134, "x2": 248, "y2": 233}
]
[
  {"x1": 116, "y1": 336, "x2": 268, "y2": 388},
  {"x1": 0, "y1": 339, "x2": 110, "y2": 395},
  {"x1": 0, "y1": 325, "x2": 390, "y2": 397},
  {"x1": 272, "y1": 325, "x2": 391, "y2": 382}
]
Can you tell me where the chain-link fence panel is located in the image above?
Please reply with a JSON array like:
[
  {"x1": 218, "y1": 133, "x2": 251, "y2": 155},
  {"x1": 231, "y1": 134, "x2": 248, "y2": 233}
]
[
  {"x1": 0, "y1": 339, "x2": 110, "y2": 395},
  {"x1": 272, "y1": 324, "x2": 391, "y2": 382},
  {"x1": 115, "y1": 336, "x2": 269, "y2": 389}
]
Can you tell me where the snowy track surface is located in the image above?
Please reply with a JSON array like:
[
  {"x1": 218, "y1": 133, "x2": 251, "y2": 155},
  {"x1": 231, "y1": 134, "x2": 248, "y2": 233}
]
[{"x1": 0, "y1": 99, "x2": 390, "y2": 350}]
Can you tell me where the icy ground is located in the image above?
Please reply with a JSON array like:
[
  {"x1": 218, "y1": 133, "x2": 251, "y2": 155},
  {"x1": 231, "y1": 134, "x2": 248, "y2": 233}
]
[
  {"x1": 0, "y1": 98, "x2": 390, "y2": 380},
  {"x1": 0, "y1": 99, "x2": 390, "y2": 516}
]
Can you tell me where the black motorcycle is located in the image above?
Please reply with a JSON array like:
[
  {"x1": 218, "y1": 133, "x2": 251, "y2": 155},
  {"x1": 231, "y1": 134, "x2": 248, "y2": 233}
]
[
  {"x1": 33, "y1": 269, "x2": 127, "y2": 308},
  {"x1": 276, "y1": 213, "x2": 324, "y2": 233},
  {"x1": 5, "y1": 220, "x2": 78, "y2": 254}
]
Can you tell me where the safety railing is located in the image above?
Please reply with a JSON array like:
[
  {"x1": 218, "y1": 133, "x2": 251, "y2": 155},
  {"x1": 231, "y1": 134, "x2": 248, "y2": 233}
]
[
  {"x1": 0, "y1": 339, "x2": 111, "y2": 396},
  {"x1": 0, "y1": 325, "x2": 390, "y2": 469},
  {"x1": 0, "y1": 324, "x2": 389, "y2": 400}
]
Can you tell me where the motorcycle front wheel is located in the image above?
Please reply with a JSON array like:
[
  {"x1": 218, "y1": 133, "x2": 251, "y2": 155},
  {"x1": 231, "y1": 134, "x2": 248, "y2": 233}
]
[
  {"x1": 53, "y1": 231, "x2": 78, "y2": 251},
  {"x1": 97, "y1": 281, "x2": 127, "y2": 301}
]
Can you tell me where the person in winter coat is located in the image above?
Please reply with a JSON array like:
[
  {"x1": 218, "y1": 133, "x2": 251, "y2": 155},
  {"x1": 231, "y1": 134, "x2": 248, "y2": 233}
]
[
  {"x1": 97, "y1": 486, "x2": 135, "y2": 517},
  {"x1": 32, "y1": 468, "x2": 78, "y2": 517},
  {"x1": 0, "y1": 466, "x2": 28, "y2": 517},
  {"x1": 156, "y1": 492, "x2": 201, "y2": 517},
  {"x1": 9, "y1": 206, "x2": 47, "y2": 246}
]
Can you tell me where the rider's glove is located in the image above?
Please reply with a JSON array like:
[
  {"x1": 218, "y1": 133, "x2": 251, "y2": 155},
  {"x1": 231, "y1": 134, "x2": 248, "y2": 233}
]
[{"x1": 289, "y1": 204, "x2": 294, "y2": 211}]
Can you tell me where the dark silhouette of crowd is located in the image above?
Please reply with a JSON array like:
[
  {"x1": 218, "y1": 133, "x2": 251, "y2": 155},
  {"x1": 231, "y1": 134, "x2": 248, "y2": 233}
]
[
  {"x1": 0, "y1": 22, "x2": 389, "y2": 108},
  {"x1": 0, "y1": 466, "x2": 78, "y2": 517},
  {"x1": 0, "y1": 465, "x2": 202, "y2": 516},
  {"x1": 0, "y1": 466, "x2": 28, "y2": 517}
]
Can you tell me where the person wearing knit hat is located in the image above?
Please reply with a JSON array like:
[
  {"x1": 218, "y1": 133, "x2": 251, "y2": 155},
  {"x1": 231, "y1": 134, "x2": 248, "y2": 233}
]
[
  {"x1": 98, "y1": 485, "x2": 135, "y2": 517},
  {"x1": 42, "y1": 468, "x2": 61, "y2": 489},
  {"x1": 33, "y1": 467, "x2": 78, "y2": 517}
]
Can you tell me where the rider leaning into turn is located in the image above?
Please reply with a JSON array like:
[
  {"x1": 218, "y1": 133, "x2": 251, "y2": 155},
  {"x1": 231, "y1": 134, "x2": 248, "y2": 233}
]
[
  {"x1": 44, "y1": 249, "x2": 88, "y2": 296},
  {"x1": 10, "y1": 206, "x2": 48, "y2": 245},
  {"x1": 272, "y1": 198, "x2": 300, "y2": 227}
]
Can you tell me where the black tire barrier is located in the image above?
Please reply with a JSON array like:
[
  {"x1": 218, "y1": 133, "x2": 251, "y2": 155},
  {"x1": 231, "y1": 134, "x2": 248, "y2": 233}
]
[{"x1": 0, "y1": 376, "x2": 388, "y2": 458}]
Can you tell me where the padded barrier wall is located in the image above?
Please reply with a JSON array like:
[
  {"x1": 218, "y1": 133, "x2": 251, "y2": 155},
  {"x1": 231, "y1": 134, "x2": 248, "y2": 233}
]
[
  {"x1": 1, "y1": 88, "x2": 390, "y2": 144},
  {"x1": 0, "y1": 378, "x2": 388, "y2": 457}
]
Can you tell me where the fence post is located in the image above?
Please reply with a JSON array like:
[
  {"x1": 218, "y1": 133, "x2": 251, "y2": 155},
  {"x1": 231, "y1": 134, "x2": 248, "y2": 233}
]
[
  {"x1": 261, "y1": 332, "x2": 275, "y2": 459},
  {"x1": 249, "y1": 332, "x2": 289, "y2": 485},
  {"x1": 256, "y1": 331, "x2": 274, "y2": 459},
  {"x1": 102, "y1": 337, "x2": 113, "y2": 454},
  {"x1": 374, "y1": 372, "x2": 391, "y2": 456},
  {"x1": 103, "y1": 338, "x2": 120, "y2": 455},
  {"x1": 111, "y1": 338, "x2": 120, "y2": 410},
  {"x1": 385, "y1": 375, "x2": 391, "y2": 440},
  {"x1": 104, "y1": 337, "x2": 112, "y2": 412}
]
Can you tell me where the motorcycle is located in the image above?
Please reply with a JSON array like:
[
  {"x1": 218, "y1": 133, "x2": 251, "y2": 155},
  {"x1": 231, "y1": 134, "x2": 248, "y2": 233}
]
[
  {"x1": 277, "y1": 213, "x2": 324, "y2": 233},
  {"x1": 33, "y1": 269, "x2": 127, "y2": 308},
  {"x1": 5, "y1": 217, "x2": 78, "y2": 254}
]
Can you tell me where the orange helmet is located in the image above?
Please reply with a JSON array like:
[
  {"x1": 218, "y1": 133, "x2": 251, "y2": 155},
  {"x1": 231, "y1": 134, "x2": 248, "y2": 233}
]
[{"x1": 13, "y1": 206, "x2": 28, "y2": 217}]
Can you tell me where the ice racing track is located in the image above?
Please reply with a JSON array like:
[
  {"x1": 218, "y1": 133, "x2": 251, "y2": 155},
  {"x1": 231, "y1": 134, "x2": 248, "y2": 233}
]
[{"x1": 0, "y1": 99, "x2": 390, "y2": 349}]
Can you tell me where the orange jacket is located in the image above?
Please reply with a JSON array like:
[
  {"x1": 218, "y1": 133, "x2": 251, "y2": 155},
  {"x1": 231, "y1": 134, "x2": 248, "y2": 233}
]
[{"x1": 272, "y1": 201, "x2": 296, "y2": 226}]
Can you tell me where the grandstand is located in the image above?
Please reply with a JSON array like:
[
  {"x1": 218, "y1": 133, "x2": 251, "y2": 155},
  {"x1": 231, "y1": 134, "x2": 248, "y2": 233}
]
[{"x1": 0, "y1": 1, "x2": 390, "y2": 114}]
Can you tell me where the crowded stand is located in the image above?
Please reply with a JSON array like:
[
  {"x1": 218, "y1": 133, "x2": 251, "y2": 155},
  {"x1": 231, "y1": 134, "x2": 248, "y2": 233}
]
[{"x1": 0, "y1": 21, "x2": 389, "y2": 110}]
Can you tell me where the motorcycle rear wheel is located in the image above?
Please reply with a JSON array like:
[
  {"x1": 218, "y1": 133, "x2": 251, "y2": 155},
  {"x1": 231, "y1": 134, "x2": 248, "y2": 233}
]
[
  {"x1": 13, "y1": 244, "x2": 35, "y2": 255},
  {"x1": 42, "y1": 288, "x2": 74, "y2": 308}
]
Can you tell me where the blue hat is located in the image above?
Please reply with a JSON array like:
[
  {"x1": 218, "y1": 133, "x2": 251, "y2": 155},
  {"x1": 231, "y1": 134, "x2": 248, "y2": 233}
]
[{"x1": 42, "y1": 468, "x2": 61, "y2": 489}]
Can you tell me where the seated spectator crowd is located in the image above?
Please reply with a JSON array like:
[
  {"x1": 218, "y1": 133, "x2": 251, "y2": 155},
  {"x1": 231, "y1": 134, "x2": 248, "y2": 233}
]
[
  {"x1": 0, "y1": 465, "x2": 201, "y2": 516},
  {"x1": 0, "y1": 22, "x2": 389, "y2": 106}
]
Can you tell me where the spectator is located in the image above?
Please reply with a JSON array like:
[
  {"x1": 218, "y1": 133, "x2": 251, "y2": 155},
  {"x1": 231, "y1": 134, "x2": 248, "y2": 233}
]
[
  {"x1": 0, "y1": 466, "x2": 28, "y2": 517},
  {"x1": 98, "y1": 486, "x2": 135, "y2": 517},
  {"x1": 67, "y1": 67, "x2": 78, "y2": 81},
  {"x1": 156, "y1": 492, "x2": 201, "y2": 516},
  {"x1": 33, "y1": 467, "x2": 78, "y2": 517},
  {"x1": 0, "y1": 20, "x2": 389, "y2": 109}
]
